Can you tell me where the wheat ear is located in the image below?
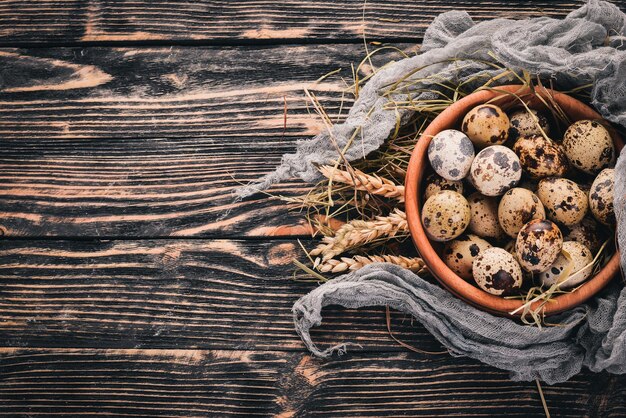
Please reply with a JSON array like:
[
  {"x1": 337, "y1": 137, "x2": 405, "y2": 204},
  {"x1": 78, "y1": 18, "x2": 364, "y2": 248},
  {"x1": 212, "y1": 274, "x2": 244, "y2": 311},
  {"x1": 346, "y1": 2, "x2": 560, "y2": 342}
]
[
  {"x1": 316, "y1": 254, "x2": 426, "y2": 273},
  {"x1": 309, "y1": 209, "x2": 408, "y2": 260},
  {"x1": 318, "y1": 165, "x2": 405, "y2": 202}
]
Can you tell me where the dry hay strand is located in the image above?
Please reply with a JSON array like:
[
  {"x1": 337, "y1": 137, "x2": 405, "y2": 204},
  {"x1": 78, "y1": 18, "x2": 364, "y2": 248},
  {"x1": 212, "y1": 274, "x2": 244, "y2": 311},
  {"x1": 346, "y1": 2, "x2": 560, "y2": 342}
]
[
  {"x1": 318, "y1": 165, "x2": 405, "y2": 202},
  {"x1": 309, "y1": 209, "x2": 408, "y2": 261},
  {"x1": 316, "y1": 254, "x2": 426, "y2": 273}
]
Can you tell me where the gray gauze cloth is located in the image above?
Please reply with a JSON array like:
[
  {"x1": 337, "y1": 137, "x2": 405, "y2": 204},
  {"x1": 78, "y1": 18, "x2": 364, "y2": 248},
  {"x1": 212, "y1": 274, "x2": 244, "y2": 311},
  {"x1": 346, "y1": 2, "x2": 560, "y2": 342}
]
[{"x1": 253, "y1": 0, "x2": 626, "y2": 384}]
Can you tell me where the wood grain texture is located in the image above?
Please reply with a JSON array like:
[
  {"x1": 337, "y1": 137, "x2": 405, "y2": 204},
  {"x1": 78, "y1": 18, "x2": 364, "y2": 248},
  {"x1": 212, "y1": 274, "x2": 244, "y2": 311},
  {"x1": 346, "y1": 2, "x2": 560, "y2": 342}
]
[
  {"x1": 0, "y1": 137, "x2": 314, "y2": 237},
  {"x1": 0, "y1": 44, "x2": 403, "y2": 237},
  {"x1": 2, "y1": 1, "x2": 625, "y2": 415},
  {"x1": 0, "y1": 45, "x2": 371, "y2": 139},
  {"x1": 1, "y1": 0, "x2": 624, "y2": 44},
  {"x1": 0, "y1": 348, "x2": 624, "y2": 417},
  {"x1": 0, "y1": 238, "x2": 445, "y2": 352}
]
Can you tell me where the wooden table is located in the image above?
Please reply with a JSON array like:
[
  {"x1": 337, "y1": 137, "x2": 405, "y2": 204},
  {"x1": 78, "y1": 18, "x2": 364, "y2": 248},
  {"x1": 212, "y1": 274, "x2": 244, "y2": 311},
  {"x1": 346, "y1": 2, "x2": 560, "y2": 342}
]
[{"x1": 1, "y1": 1, "x2": 625, "y2": 416}]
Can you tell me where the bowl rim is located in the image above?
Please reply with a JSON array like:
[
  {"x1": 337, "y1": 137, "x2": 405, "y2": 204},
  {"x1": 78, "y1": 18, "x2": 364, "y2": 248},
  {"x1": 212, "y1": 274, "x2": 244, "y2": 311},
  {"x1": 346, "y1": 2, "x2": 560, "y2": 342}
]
[{"x1": 405, "y1": 84, "x2": 623, "y2": 317}]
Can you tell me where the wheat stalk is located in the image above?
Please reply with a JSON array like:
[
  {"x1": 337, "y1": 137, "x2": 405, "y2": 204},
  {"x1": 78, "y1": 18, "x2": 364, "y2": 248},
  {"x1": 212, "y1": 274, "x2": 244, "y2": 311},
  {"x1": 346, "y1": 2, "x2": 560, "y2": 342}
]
[
  {"x1": 316, "y1": 254, "x2": 426, "y2": 273},
  {"x1": 309, "y1": 209, "x2": 408, "y2": 260},
  {"x1": 319, "y1": 165, "x2": 405, "y2": 202}
]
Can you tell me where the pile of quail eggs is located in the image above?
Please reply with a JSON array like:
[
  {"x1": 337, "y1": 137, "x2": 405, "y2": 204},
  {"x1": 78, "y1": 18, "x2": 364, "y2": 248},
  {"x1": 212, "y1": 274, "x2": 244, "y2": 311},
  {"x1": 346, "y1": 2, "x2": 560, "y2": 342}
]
[{"x1": 422, "y1": 103, "x2": 616, "y2": 297}]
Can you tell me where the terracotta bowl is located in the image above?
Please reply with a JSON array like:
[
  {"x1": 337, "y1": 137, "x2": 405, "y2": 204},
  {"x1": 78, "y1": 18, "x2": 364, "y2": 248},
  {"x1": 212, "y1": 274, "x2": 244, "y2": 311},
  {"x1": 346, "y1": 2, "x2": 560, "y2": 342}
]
[{"x1": 405, "y1": 85, "x2": 623, "y2": 317}]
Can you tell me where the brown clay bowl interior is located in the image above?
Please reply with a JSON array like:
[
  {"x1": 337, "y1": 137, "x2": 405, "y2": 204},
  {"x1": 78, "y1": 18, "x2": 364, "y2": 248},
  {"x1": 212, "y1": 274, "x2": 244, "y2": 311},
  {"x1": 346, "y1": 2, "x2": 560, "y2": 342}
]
[{"x1": 405, "y1": 85, "x2": 623, "y2": 317}]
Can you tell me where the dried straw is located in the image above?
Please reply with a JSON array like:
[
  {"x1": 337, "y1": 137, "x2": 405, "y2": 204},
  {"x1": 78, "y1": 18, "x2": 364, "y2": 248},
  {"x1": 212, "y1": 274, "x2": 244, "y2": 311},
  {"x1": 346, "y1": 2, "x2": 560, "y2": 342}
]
[
  {"x1": 316, "y1": 254, "x2": 426, "y2": 273},
  {"x1": 309, "y1": 209, "x2": 408, "y2": 260},
  {"x1": 318, "y1": 165, "x2": 405, "y2": 202}
]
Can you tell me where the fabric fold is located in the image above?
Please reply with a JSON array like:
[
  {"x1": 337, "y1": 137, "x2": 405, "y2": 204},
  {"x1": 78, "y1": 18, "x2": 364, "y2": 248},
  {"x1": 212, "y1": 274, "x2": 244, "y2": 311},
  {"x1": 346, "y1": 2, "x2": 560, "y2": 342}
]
[
  {"x1": 280, "y1": 0, "x2": 626, "y2": 383},
  {"x1": 237, "y1": 0, "x2": 626, "y2": 199},
  {"x1": 293, "y1": 261, "x2": 624, "y2": 384}
]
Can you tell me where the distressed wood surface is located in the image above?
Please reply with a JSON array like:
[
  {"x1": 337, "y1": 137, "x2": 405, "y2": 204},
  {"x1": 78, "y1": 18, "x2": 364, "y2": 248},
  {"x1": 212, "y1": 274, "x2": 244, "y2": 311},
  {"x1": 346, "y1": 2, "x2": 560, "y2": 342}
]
[
  {"x1": 2, "y1": 0, "x2": 625, "y2": 44},
  {"x1": 0, "y1": 45, "x2": 373, "y2": 140},
  {"x1": 0, "y1": 137, "x2": 312, "y2": 238},
  {"x1": 0, "y1": 239, "x2": 443, "y2": 352},
  {"x1": 2, "y1": 0, "x2": 626, "y2": 416},
  {"x1": 0, "y1": 348, "x2": 624, "y2": 417},
  {"x1": 0, "y1": 44, "x2": 402, "y2": 238},
  {"x1": 1, "y1": 239, "x2": 624, "y2": 417}
]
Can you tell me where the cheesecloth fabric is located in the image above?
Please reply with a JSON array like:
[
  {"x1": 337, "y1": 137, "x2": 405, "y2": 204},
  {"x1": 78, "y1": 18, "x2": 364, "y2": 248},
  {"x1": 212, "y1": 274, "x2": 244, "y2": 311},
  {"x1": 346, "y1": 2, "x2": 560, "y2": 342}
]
[{"x1": 249, "y1": 0, "x2": 626, "y2": 383}]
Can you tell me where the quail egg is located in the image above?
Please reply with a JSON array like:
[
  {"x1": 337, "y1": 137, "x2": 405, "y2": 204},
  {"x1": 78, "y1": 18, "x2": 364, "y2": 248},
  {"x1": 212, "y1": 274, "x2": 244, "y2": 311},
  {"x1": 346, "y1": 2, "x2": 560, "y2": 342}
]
[
  {"x1": 469, "y1": 145, "x2": 522, "y2": 196},
  {"x1": 508, "y1": 108, "x2": 551, "y2": 140},
  {"x1": 472, "y1": 247, "x2": 523, "y2": 296},
  {"x1": 427, "y1": 129, "x2": 475, "y2": 181},
  {"x1": 562, "y1": 217, "x2": 603, "y2": 254},
  {"x1": 537, "y1": 177, "x2": 588, "y2": 226},
  {"x1": 498, "y1": 188, "x2": 546, "y2": 237},
  {"x1": 421, "y1": 191, "x2": 471, "y2": 242},
  {"x1": 443, "y1": 234, "x2": 492, "y2": 280},
  {"x1": 502, "y1": 239, "x2": 535, "y2": 281},
  {"x1": 539, "y1": 241, "x2": 593, "y2": 289},
  {"x1": 462, "y1": 104, "x2": 510, "y2": 148},
  {"x1": 562, "y1": 120, "x2": 615, "y2": 174},
  {"x1": 467, "y1": 192, "x2": 506, "y2": 240},
  {"x1": 424, "y1": 172, "x2": 464, "y2": 201},
  {"x1": 513, "y1": 135, "x2": 569, "y2": 179},
  {"x1": 515, "y1": 219, "x2": 563, "y2": 273},
  {"x1": 589, "y1": 168, "x2": 615, "y2": 225}
]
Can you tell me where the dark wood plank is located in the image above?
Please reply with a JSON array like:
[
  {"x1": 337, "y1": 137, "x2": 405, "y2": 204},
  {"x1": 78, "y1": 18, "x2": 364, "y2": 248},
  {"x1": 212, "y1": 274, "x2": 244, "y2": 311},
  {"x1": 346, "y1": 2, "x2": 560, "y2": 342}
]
[
  {"x1": 0, "y1": 348, "x2": 623, "y2": 417},
  {"x1": 0, "y1": 238, "x2": 444, "y2": 352},
  {"x1": 0, "y1": 45, "x2": 368, "y2": 140},
  {"x1": 1, "y1": 1, "x2": 623, "y2": 44},
  {"x1": 0, "y1": 136, "x2": 315, "y2": 237},
  {"x1": 0, "y1": 44, "x2": 403, "y2": 237}
]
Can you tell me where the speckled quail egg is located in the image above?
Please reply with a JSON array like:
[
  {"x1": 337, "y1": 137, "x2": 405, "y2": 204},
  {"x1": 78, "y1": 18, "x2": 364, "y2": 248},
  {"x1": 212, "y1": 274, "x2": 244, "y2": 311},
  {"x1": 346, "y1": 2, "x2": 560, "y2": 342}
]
[
  {"x1": 539, "y1": 241, "x2": 593, "y2": 289},
  {"x1": 472, "y1": 247, "x2": 523, "y2": 296},
  {"x1": 421, "y1": 191, "x2": 471, "y2": 242},
  {"x1": 427, "y1": 129, "x2": 475, "y2": 181},
  {"x1": 513, "y1": 135, "x2": 569, "y2": 179},
  {"x1": 443, "y1": 234, "x2": 492, "y2": 280},
  {"x1": 424, "y1": 172, "x2": 464, "y2": 201},
  {"x1": 508, "y1": 108, "x2": 551, "y2": 141},
  {"x1": 498, "y1": 188, "x2": 546, "y2": 237},
  {"x1": 502, "y1": 239, "x2": 535, "y2": 281},
  {"x1": 468, "y1": 145, "x2": 522, "y2": 196},
  {"x1": 462, "y1": 104, "x2": 510, "y2": 148},
  {"x1": 536, "y1": 177, "x2": 588, "y2": 226},
  {"x1": 589, "y1": 168, "x2": 615, "y2": 225},
  {"x1": 562, "y1": 217, "x2": 603, "y2": 254},
  {"x1": 467, "y1": 192, "x2": 506, "y2": 240},
  {"x1": 515, "y1": 219, "x2": 563, "y2": 273},
  {"x1": 563, "y1": 120, "x2": 615, "y2": 174}
]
